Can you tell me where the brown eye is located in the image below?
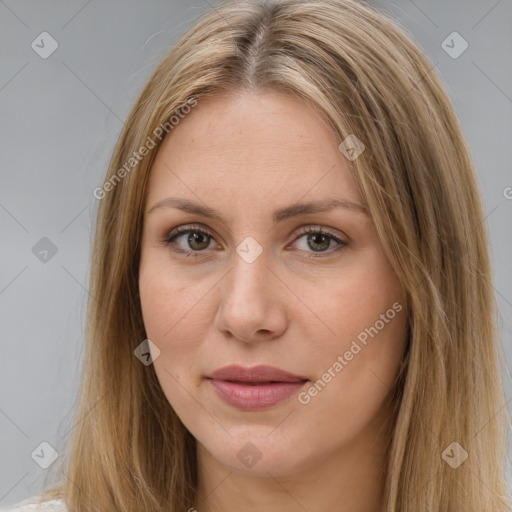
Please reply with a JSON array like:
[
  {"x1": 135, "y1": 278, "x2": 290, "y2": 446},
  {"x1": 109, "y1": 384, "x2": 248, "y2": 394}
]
[
  {"x1": 184, "y1": 231, "x2": 211, "y2": 251},
  {"x1": 305, "y1": 232, "x2": 331, "y2": 252},
  {"x1": 293, "y1": 226, "x2": 348, "y2": 257},
  {"x1": 164, "y1": 226, "x2": 217, "y2": 256}
]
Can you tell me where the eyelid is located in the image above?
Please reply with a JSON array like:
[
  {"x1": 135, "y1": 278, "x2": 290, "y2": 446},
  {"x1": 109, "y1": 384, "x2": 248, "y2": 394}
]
[
  {"x1": 164, "y1": 223, "x2": 214, "y2": 243},
  {"x1": 292, "y1": 225, "x2": 348, "y2": 243}
]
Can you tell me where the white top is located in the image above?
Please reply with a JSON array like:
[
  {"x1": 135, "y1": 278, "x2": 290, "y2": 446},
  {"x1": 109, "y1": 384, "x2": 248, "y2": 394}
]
[{"x1": 0, "y1": 496, "x2": 67, "y2": 512}]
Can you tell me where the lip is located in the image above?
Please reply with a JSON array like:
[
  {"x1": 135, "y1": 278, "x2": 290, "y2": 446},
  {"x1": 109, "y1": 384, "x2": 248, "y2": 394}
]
[
  {"x1": 208, "y1": 364, "x2": 308, "y2": 383},
  {"x1": 206, "y1": 365, "x2": 309, "y2": 410}
]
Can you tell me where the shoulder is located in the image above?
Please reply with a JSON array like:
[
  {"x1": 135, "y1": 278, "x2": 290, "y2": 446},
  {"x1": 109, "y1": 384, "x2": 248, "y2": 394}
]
[{"x1": 0, "y1": 496, "x2": 67, "y2": 512}]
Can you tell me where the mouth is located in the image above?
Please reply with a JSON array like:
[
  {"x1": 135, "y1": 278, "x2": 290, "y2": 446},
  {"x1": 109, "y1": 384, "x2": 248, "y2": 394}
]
[
  {"x1": 207, "y1": 364, "x2": 308, "y2": 383},
  {"x1": 216, "y1": 380, "x2": 300, "y2": 385},
  {"x1": 205, "y1": 365, "x2": 309, "y2": 410}
]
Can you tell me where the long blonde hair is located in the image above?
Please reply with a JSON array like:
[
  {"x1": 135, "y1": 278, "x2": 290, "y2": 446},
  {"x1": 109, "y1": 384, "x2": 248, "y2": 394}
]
[{"x1": 38, "y1": 0, "x2": 510, "y2": 510}]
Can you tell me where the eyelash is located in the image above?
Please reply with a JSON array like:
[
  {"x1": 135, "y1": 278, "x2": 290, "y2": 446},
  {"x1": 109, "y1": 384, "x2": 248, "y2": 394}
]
[{"x1": 162, "y1": 224, "x2": 348, "y2": 259}]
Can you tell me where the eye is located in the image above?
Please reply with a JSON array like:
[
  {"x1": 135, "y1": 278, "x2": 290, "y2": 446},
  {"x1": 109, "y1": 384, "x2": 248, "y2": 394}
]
[
  {"x1": 163, "y1": 224, "x2": 348, "y2": 259},
  {"x1": 292, "y1": 226, "x2": 348, "y2": 258},
  {"x1": 163, "y1": 224, "x2": 218, "y2": 257}
]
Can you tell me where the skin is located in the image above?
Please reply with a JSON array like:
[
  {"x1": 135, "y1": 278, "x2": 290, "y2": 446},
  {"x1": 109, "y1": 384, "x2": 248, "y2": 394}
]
[{"x1": 138, "y1": 91, "x2": 407, "y2": 512}]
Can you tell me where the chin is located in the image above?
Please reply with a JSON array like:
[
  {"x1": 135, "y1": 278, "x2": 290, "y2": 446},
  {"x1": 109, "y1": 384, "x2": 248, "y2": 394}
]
[{"x1": 201, "y1": 434, "x2": 319, "y2": 478}]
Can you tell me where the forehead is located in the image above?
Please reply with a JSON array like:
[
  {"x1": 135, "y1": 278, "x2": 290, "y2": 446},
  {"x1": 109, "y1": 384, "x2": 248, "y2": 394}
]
[{"x1": 146, "y1": 91, "x2": 362, "y2": 213}]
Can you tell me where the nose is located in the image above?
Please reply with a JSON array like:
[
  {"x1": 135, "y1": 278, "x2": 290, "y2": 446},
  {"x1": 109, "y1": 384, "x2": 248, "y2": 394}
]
[{"x1": 213, "y1": 247, "x2": 288, "y2": 344}]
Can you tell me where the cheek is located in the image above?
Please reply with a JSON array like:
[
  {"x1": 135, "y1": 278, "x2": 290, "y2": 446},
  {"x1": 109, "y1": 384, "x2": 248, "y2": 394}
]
[
  {"x1": 138, "y1": 259, "x2": 216, "y2": 403},
  {"x1": 139, "y1": 257, "x2": 207, "y2": 344},
  {"x1": 297, "y1": 251, "x2": 407, "y2": 419},
  {"x1": 138, "y1": 265, "x2": 205, "y2": 411},
  {"x1": 301, "y1": 252, "x2": 405, "y2": 355},
  {"x1": 297, "y1": 283, "x2": 406, "y2": 440},
  {"x1": 311, "y1": 293, "x2": 406, "y2": 394}
]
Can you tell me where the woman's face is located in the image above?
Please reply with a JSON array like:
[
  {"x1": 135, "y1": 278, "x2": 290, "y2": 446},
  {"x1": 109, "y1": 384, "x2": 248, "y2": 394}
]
[{"x1": 139, "y1": 91, "x2": 407, "y2": 477}]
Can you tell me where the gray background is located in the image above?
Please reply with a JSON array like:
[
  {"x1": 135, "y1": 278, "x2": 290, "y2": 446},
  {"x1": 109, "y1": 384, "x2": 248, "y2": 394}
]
[{"x1": 1, "y1": 0, "x2": 511, "y2": 507}]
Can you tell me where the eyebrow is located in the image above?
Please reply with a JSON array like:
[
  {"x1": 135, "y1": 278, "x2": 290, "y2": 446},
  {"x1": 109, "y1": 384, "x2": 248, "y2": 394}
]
[{"x1": 146, "y1": 196, "x2": 368, "y2": 223}]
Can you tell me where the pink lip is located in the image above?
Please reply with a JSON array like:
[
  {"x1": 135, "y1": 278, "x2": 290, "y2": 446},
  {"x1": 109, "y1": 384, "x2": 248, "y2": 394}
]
[{"x1": 206, "y1": 365, "x2": 308, "y2": 410}]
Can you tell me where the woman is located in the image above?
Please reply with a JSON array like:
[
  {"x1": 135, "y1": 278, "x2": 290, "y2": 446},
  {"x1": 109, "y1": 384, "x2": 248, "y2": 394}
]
[{"x1": 4, "y1": 0, "x2": 510, "y2": 510}]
